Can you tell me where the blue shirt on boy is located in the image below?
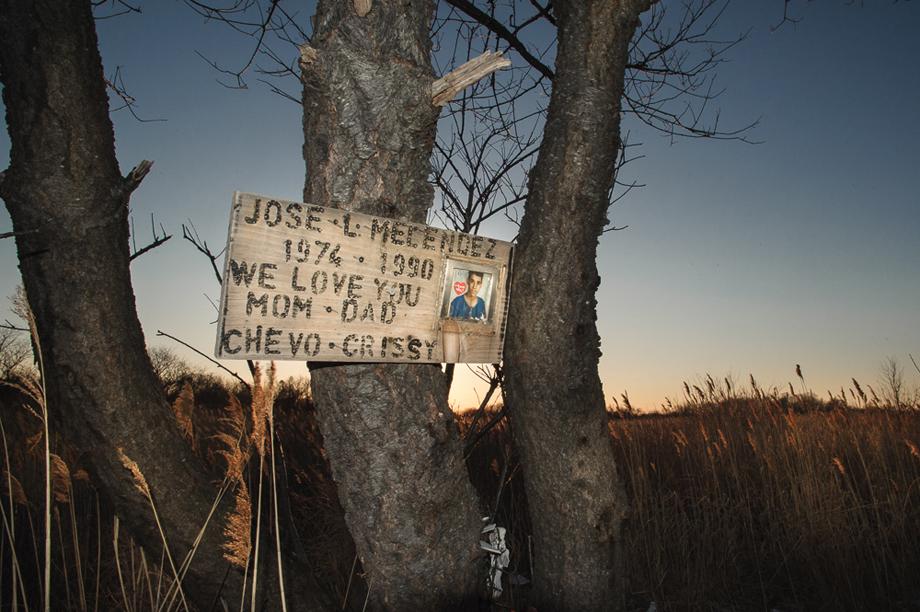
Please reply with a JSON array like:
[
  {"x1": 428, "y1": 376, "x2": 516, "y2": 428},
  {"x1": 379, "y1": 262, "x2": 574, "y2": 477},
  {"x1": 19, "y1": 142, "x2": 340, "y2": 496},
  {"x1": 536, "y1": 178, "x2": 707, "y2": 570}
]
[{"x1": 450, "y1": 295, "x2": 485, "y2": 320}]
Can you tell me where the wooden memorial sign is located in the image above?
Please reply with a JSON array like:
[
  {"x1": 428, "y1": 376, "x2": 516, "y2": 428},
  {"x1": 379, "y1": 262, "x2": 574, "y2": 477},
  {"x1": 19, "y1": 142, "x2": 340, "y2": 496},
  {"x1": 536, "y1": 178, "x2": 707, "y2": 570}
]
[{"x1": 215, "y1": 192, "x2": 513, "y2": 363}]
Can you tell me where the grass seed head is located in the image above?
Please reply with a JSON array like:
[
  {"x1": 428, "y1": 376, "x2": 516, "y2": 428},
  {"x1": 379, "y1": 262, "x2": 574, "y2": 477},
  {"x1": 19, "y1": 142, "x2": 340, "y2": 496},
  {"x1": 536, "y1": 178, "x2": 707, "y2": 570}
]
[
  {"x1": 171, "y1": 382, "x2": 196, "y2": 450},
  {"x1": 3, "y1": 470, "x2": 27, "y2": 505},
  {"x1": 117, "y1": 448, "x2": 150, "y2": 497},
  {"x1": 223, "y1": 481, "x2": 252, "y2": 568},
  {"x1": 216, "y1": 394, "x2": 249, "y2": 483},
  {"x1": 50, "y1": 453, "x2": 72, "y2": 503}
]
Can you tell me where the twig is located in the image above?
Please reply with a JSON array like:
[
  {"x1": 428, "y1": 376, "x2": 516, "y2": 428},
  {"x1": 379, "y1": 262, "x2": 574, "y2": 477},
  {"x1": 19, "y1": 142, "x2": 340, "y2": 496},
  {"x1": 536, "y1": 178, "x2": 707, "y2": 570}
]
[
  {"x1": 104, "y1": 68, "x2": 166, "y2": 122},
  {"x1": 1, "y1": 320, "x2": 29, "y2": 332},
  {"x1": 342, "y1": 554, "x2": 358, "y2": 610},
  {"x1": 525, "y1": 0, "x2": 555, "y2": 26},
  {"x1": 129, "y1": 234, "x2": 172, "y2": 261},
  {"x1": 182, "y1": 223, "x2": 224, "y2": 285},
  {"x1": 465, "y1": 376, "x2": 512, "y2": 460},
  {"x1": 155, "y1": 330, "x2": 250, "y2": 390},
  {"x1": 91, "y1": 0, "x2": 142, "y2": 20},
  {"x1": 190, "y1": 0, "x2": 281, "y2": 90},
  {"x1": 444, "y1": 0, "x2": 554, "y2": 81},
  {"x1": 491, "y1": 448, "x2": 512, "y2": 519},
  {"x1": 463, "y1": 364, "x2": 503, "y2": 446},
  {"x1": 770, "y1": 0, "x2": 802, "y2": 32},
  {"x1": 130, "y1": 212, "x2": 171, "y2": 261},
  {"x1": 0, "y1": 229, "x2": 39, "y2": 241},
  {"x1": 465, "y1": 403, "x2": 508, "y2": 460}
]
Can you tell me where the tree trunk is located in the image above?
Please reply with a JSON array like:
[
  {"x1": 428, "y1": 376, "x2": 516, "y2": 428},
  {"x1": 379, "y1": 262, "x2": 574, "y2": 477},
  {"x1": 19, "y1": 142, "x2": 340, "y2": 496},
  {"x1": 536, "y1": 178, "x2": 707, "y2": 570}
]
[
  {"x1": 503, "y1": 1, "x2": 649, "y2": 610},
  {"x1": 0, "y1": 2, "x2": 325, "y2": 609},
  {"x1": 301, "y1": 2, "x2": 483, "y2": 610}
]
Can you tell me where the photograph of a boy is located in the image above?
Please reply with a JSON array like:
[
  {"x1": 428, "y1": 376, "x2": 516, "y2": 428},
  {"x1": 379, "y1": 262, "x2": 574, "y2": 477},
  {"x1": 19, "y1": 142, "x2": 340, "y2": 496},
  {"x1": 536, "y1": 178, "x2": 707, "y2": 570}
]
[{"x1": 449, "y1": 270, "x2": 488, "y2": 321}]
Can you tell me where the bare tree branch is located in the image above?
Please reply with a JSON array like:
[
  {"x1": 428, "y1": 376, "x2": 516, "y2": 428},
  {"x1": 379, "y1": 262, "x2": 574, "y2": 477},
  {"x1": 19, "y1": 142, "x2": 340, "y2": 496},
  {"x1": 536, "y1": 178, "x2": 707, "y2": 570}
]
[
  {"x1": 771, "y1": 0, "x2": 803, "y2": 31},
  {"x1": 443, "y1": 0, "x2": 554, "y2": 80},
  {"x1": 0, "y1": 228, "x2": 38, "y2": 241},
  {"x1": 181, "y1": 222, "x2": 225, "y2": 285},
  {"x1": 464, "y1": 402, "x2": 507, "y2": 459},
  {"x1": 105, "y1": 67, "x2": 166, "y2": 122},
  {"x1": 129, "y1": 234, "x2": 172, "y2": 260},
  {"x1": 91, "y1": 0, "x2": 142, "y2": 20},
  {"x1": 156, "y1": 329, "x2": 250, "y2": 390},
  {"x1": 183, "y1": 0, "x2": 309, "y2": 95},
  {"x1": 623, "y1": 0, "x2": 759, "y2": 143},
  {"x1": 462, "y1": 364, "x2": 504, "y2": 456},
  {"x1": 0, "y1": 320, "x2": 29, "y2": 333},
  {"x1": 178, "y1": 221, "x2": 258, "y2": 379},
  {"x1": 129, "y1": 212, "x2": 172, "y2": 261}
]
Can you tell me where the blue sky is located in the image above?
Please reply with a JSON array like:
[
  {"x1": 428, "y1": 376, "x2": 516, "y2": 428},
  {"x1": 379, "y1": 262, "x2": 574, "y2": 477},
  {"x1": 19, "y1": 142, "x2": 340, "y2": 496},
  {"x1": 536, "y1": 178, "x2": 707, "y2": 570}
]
[
  {"x1": 597, "y1": 2, "x2": 920, "y2": 408},
  {"x1": 1, "y1": 1, "x2": 918, "y2": 410}
]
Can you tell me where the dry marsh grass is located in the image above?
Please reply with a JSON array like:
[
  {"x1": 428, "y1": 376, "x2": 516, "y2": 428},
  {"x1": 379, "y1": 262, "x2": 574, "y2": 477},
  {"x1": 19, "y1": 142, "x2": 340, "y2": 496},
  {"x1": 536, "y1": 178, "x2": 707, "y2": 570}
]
[
  {"x1": 0, "y1": 366, "x2": 357, "y2": 611},
  {"x1": 461, "y1": 375, "x2": 920, "y2": 611},
  {"x1": 609, "y1": 367, "x2": 920, "y2": 611},
  {"x1": 612, "y1": 401, "x2": 920, "y2": 610},
  {"x1": 2, "y1": 357, "x2": 919, "y2": 611}
]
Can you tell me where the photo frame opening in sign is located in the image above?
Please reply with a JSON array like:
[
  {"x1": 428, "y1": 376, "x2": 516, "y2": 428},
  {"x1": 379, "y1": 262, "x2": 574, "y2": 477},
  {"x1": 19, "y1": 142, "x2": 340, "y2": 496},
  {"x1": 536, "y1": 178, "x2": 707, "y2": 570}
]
[{"x1": 440, "y1": 261, "x2": 495, "y2": 324}]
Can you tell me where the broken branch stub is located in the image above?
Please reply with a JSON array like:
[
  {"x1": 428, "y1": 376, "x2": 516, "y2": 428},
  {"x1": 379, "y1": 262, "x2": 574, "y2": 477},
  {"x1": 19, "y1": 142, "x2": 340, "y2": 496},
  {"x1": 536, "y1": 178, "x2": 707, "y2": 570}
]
[
  {"x1": 299, "y1": 44, "x2": 318, "y2": 73},
  {"x1": 431, "y1": 51, "x2": 511, "y2": 106}
]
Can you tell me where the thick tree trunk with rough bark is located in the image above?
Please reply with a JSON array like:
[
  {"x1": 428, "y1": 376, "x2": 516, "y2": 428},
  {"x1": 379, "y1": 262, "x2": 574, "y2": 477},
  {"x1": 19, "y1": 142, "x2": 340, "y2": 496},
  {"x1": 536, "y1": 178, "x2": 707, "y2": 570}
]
[
  {"x1": 503, "y1": 1, "x2": 649, "y2": 610},
  {"x1": 301, "y1": 1, "x2": 483, "y2": 610},
  {"x1": 0, "y1": 2, "x2": 326, "y2": 609}
]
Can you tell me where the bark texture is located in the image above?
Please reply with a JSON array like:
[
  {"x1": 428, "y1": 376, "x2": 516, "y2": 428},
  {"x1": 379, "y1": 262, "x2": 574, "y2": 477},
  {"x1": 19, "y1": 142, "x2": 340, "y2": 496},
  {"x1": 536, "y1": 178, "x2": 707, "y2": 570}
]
[
  {"x1": 502, "y1": 1, "x2": 649, "y2": 610},
  {"x1": 302, "y1": 1, "x2": 483, "y2": 610},
  {"x1": 0, "y1": 2, "x2": 325, "y2": 609}
]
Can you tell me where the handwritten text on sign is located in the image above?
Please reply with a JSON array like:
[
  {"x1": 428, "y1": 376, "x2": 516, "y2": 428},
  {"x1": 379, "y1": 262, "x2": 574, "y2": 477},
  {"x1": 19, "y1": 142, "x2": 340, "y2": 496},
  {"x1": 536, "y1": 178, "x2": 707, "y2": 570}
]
[{"x1": 215, "y1": 193, "x2": 513, "y2": 363}]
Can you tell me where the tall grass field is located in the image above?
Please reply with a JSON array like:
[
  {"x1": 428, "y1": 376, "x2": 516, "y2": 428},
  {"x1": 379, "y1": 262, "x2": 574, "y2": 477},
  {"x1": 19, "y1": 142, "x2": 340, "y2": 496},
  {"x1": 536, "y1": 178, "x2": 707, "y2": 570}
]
[{"x1": 2, "y1": 349, "x2": 919, "y2": 610}]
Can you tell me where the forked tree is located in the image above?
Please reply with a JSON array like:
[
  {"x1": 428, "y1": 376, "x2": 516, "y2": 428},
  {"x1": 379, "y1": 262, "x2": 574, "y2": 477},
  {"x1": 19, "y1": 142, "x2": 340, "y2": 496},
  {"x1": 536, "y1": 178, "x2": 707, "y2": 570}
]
[{"x1": 2, "y1": 0, "x2": 750, "y2": 610}]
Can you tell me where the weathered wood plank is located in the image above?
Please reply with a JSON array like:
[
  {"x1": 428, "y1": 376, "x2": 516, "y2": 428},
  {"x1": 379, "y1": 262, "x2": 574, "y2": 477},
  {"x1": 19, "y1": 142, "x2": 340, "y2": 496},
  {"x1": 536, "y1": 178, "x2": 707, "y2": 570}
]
[{"x1": 215, "y1": 192, "x2": 513, "y2": 363}]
